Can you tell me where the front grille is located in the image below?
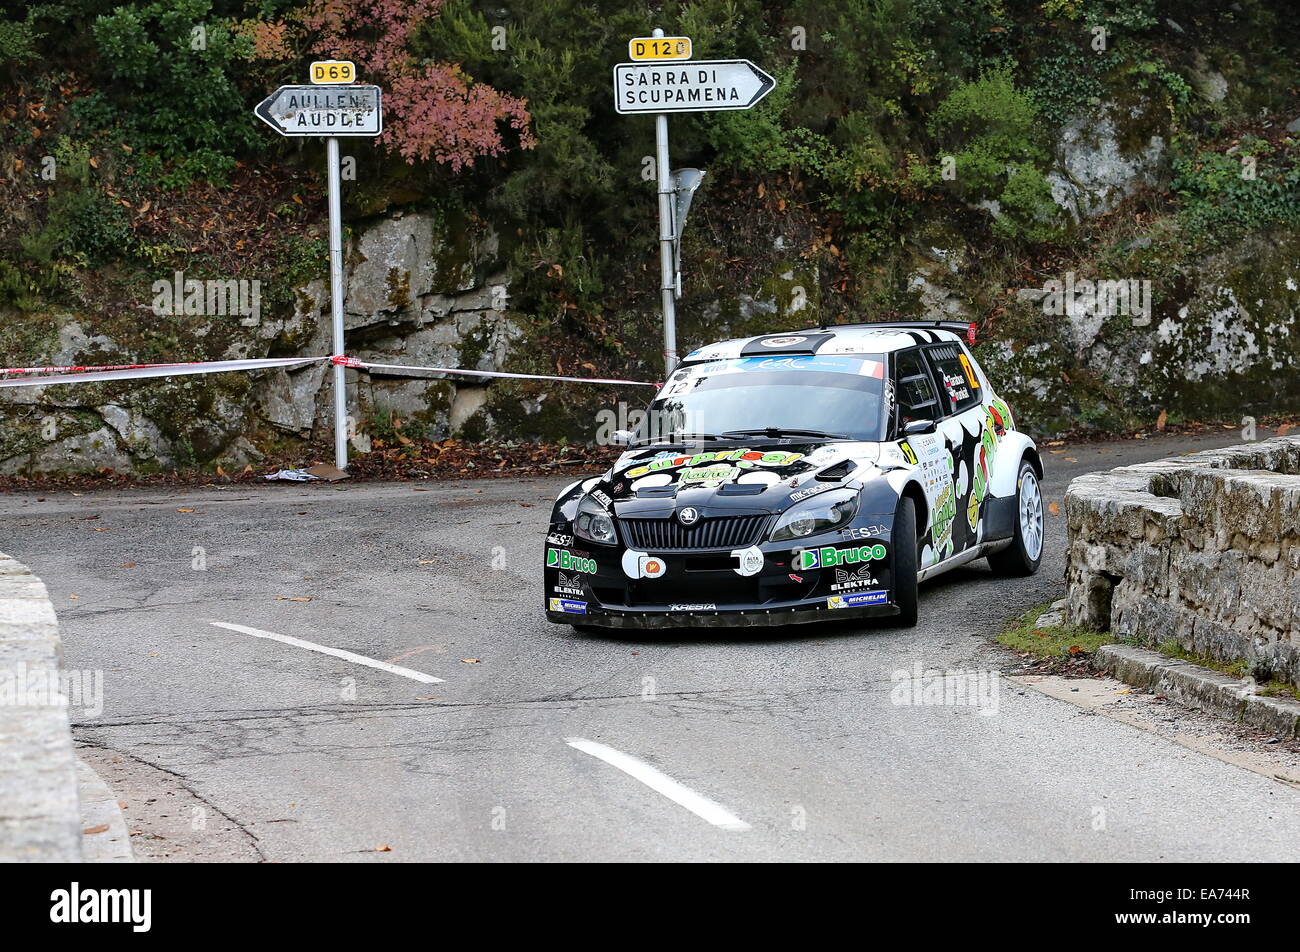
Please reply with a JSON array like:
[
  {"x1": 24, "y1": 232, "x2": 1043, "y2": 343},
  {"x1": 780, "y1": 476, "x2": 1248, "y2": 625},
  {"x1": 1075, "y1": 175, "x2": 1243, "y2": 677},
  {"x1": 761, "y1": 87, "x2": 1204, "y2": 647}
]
[{"x1": 620, "y1": 514, "x2": 768, "y2": 551}]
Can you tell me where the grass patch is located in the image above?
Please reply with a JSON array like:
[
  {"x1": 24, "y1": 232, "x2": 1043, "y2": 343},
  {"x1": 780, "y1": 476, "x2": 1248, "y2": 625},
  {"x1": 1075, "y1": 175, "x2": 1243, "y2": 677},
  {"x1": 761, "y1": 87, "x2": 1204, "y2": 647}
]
[
  {"x1": 997, "y1": 602, "x2": 1113, "y2": 660},
  {"x1": 1155, "y1": 640, "x2": 1300, "y2": 702}
]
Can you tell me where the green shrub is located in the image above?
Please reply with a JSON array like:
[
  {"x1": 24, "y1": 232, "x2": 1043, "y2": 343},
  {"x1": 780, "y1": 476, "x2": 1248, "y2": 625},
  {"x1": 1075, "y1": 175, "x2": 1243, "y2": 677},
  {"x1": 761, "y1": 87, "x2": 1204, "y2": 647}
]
[{"x1": 928, "y1": 67, "x2": 1062, "y2": 241}]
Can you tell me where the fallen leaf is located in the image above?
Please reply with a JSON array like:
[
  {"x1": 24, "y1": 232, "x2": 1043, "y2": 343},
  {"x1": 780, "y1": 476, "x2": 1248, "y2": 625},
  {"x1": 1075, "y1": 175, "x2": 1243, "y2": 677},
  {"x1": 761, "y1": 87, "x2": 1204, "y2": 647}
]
[
  {"x1": 1278, "y1": 422, "x2": 1293, "y2": 436},
  {"x1": 120, "y1": 563, "x2": 137, "y2": 568},
  {"x1": 1063, "y1": 457, "x2": 1078, "y2": 462},
  {"x1": 82, "y1": 825, "x2": 110, "y2": 835},
  {"x1": 1048, "y1": 501, "x2": 1061, "y2": 516},
  {"x1": 176, "y1": 508, "x2": 195, "y2": 513},
  {"x1": 1155, "y1": 409, "x2": 1168, "y2": 431},
  {"x1": 374, "y1": 844, "x2": 392, "y2": 852},
  {"x1": 460, "y1": 658, "x2": 481, "y2": 664}
]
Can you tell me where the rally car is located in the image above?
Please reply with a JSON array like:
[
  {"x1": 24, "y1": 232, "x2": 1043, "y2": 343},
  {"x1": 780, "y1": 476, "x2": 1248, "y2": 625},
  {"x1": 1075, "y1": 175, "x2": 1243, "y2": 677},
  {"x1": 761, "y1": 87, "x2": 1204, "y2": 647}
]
[{"x1": 544, "y1": 321, "x2": 1044, "y2": 629}]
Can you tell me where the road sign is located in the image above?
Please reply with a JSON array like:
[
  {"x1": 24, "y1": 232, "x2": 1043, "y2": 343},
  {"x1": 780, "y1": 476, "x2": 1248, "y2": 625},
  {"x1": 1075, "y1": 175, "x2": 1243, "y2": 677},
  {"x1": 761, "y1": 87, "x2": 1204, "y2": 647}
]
[
  {"x1": 628, "y1": 35, "x2": 691, "y2": 61},
  {"x1": 613, "y1": 59, "x2": 775, "y2": 114},
  {"x1": 254, "y1": 85, "x2": 383, "y2": 137},
  {"x1": 310, "y1": 60, "x2": 356, "y2": 84},
  {"x1": 253, "y1": 82, "x2": 384, "y2": 470}
]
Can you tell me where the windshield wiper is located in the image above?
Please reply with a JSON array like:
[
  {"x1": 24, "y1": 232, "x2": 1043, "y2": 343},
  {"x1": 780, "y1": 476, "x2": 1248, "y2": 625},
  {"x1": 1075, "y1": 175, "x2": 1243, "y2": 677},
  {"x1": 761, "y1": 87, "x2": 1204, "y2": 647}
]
[
  {"x1": 720, "y1": 427, "x2": 850, "y2": 440},
  {"x1": 629, "y1": 432, "x2": 730, "y2": 448}
]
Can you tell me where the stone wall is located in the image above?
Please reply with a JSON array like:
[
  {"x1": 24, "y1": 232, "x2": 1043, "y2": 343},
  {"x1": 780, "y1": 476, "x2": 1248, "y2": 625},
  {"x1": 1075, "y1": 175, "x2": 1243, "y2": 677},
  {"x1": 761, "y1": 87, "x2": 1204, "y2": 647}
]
[
  {"x1": 0, "y1": 553, "x2": 82, "y2": 861},
  {"x1": 1065, "y1": 437, "x2": 1300, "y2": 689}
]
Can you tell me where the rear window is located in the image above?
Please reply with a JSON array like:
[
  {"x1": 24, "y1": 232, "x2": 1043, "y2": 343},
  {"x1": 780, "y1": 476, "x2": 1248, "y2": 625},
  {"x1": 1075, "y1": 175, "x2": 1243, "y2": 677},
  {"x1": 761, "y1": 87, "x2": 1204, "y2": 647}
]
[{"x1": 926, "y1": 343, "x2": 982, "y2": 415}]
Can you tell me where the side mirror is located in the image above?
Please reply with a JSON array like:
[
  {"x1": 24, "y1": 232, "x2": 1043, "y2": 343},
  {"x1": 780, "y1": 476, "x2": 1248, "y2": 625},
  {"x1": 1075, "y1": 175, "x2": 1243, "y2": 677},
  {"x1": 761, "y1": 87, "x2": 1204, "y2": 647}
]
[
  {"x1": 903, "y1": 419, "x2": 937, "y2": 436},
  {"x1": 611, "y1": 429, "x2": 636, "y2": 447}
]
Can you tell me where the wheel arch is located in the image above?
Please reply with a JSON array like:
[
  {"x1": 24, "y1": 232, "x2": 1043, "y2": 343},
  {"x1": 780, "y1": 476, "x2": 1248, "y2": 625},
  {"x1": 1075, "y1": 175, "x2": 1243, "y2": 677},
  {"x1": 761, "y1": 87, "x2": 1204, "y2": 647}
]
[
  {"x1": 989, "y1": 433, "x2": 1041, "y2": 498},
  {"x1": 899, "y1": 480, "x2": 929, "y2": 540}
]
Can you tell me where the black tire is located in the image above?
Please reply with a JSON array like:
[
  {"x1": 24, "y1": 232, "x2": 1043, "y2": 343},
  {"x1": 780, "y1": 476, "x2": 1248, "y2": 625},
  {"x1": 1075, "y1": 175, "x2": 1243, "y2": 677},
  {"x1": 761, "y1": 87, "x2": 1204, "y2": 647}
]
[
  {"x1": 987, "y1": 459, "x2": 1045, "y2": 577},
  {"x1": 892, "y1": 495, "x2": 919, "y2": 628}
]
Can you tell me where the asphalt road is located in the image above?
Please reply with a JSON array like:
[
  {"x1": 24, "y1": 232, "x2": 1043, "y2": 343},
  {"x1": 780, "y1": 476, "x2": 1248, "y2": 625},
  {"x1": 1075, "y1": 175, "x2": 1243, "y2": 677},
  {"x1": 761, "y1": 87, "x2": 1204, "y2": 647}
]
[{"x1": 3, "y1": 429, "x2": 1298, "y2": 861}]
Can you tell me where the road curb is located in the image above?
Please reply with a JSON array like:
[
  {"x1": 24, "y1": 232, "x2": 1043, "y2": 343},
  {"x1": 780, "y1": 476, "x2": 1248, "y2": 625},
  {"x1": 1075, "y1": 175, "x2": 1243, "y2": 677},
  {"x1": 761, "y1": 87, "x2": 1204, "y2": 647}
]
[
  {"x1": 76, "y1": 758, "x2": 133, "y2": 863},
  {"x1": 1096, "y1": 643, "x2": 1300, "y2": 739},
  {"x1": 0, "y1": 552, "x2": 83, "y2": 861}
]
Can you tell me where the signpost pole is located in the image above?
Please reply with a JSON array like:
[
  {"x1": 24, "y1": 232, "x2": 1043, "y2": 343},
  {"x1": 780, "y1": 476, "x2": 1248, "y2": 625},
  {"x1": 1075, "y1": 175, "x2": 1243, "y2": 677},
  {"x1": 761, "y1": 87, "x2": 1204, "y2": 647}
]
[
  {"x1": 326, "y1": 135, "x2": 348, "y2": 471},
  {"x1": 652, "y1": 28, "x2": 678, "y2": 375}
]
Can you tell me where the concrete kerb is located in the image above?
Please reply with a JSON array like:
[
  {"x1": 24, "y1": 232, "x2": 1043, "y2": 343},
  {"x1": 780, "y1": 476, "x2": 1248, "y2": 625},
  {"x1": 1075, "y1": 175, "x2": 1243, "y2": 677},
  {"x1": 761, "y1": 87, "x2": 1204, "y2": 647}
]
[{"x1": 0, "y1": 551, "x2": 82, "y2": 861}]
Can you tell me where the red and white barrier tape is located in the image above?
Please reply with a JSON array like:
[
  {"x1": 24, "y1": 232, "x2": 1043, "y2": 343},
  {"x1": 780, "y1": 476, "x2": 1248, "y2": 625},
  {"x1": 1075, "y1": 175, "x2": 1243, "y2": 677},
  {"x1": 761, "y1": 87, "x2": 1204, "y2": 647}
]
[
  {"x1": 343, "y1": 356, "x2": 658, "y2": 387},
  {"x1": 0, "y1": 356, "x2": 326, "y2": 388},
  {"x1": 0, "y1": 354, "x2": 658, "y2": 389}
]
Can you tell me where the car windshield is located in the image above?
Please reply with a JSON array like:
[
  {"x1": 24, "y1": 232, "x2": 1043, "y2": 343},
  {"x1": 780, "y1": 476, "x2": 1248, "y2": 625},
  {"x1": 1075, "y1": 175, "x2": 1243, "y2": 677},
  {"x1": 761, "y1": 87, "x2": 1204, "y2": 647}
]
[{"x1": 640, "y1": 354, "x2": 887, "y2": 443}]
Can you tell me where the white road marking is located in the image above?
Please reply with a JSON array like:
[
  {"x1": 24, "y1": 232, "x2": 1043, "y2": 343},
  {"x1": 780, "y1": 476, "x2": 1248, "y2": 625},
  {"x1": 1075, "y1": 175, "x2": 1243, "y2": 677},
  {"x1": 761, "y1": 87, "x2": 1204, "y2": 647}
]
[
  {"x1": 207, "y1": 621, "x2": 444, "y2": 683},
  {"x1": 566, "y1": 738, "x2": 751, "y2": 832}
]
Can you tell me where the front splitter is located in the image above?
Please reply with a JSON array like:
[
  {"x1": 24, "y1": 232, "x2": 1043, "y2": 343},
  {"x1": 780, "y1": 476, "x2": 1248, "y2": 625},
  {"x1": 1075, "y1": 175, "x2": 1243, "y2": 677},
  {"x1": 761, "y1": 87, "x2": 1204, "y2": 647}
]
[{"x1": 545, "y1": 599, "x2": 899, "y2": 629}]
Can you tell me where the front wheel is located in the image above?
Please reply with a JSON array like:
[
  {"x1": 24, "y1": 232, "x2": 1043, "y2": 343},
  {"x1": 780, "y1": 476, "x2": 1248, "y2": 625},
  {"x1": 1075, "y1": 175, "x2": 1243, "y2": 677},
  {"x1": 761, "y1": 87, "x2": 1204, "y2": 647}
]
[
  {"x1": 892, "y1": 496, "x2": 919, "y2": 627},
  {"x1": 987, "y1": 460, "x2": 1044, "y2": 577}
]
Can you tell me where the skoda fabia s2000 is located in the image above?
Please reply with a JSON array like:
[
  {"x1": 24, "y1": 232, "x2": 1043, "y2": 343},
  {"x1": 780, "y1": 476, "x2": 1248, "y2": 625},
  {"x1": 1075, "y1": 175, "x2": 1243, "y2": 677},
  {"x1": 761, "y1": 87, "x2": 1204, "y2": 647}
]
[{"x1": 544, "y1": 322, "x2": 1044, "y2": 629}]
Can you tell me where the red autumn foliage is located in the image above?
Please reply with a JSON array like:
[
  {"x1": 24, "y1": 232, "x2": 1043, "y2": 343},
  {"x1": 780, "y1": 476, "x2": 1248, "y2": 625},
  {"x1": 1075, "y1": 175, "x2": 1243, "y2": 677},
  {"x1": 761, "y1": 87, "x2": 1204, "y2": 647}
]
[{"x1": 296, "y1": 0, "x2": 535, "y2": 168}]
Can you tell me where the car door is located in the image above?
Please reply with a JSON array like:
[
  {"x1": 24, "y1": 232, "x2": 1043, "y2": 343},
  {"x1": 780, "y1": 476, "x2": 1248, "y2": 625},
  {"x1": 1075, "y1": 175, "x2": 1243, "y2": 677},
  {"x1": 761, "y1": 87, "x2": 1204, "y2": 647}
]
[
  {"x1": 889, "y1": 348, "x2": 954, "y2": 568},
  {"x1": 922, "y1": 341, "x2": 992, "y2": 553}
]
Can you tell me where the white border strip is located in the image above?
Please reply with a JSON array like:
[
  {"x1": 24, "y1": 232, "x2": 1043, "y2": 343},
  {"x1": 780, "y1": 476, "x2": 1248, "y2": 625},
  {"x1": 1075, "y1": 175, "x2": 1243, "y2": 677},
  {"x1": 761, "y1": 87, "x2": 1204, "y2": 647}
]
[
  {"x1": 566, "y1": 737, "x2": 751, "y2": 831},
  {"x1": 207, "y1": 621, "x2": 444, "y2": 684},
  {"x1": 0, "y1": 356, "x2": 325, "y2": 389}
]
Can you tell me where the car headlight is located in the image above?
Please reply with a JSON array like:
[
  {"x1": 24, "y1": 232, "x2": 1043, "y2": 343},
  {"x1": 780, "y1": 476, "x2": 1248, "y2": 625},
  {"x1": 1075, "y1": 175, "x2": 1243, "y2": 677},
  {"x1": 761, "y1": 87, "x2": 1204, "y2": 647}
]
[
  {"x1": 573, "y1": 495, "x2": 617, "y2": 545},
  {"x1": 769, "y1": 488, "x2": 860, "y2": 542}
]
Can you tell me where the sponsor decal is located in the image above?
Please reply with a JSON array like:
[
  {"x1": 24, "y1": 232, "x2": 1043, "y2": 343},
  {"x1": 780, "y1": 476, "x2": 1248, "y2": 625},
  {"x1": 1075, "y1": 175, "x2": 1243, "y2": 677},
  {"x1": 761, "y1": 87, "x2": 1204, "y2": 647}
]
[
  {"x1": 546, "y1": 548, "x2": 597, "y2": 574},
  {"x1": 759, "y1": 335, "x2": 808, "y2": 347},
  {"x1": 899, "y1": 440, "x2": 919, "y2": 465},
  {"x1": 548, "y1": 597, "x2": 587, "y2": 615},
  {"x1": 640, "y1": 555, "x2": 666, "y2": 578},
  {"x1": 554, "y1": 571, "x2": 585, "y2": 597},
  {"x1": 589, "y1": 488, "x2": 613, "y2": 509},
  {"x1": 670, "y1": 603, "x2": 717, "y2": 611},
  {"x1": 547, "y1": 532, "x2": 575, "y2": 547},
  {"x1": 624, "y1": 448, "x2": 804, "y2": 479},
  {"x1": 827, "y1": 590, "x2": 888, "y2": 609},
  {"x1": 832, "y1": 565, "x2": 879, "y2": 592},
  {"x1": 790, "y1": 483, "x2": 833, "y2": 502},
  {"x1": 788, "y1": 573, "x2": 803, "y2": 582},
  {"x1": 841, "y1": 524, "x2": 887, "y2": 539},
  {"x1": 731, "y1": 545, "x2": 765, "y2": 577},
  {"x1": 679, "y1": 464, "x2": 738, "y2": 486},
  {"x1": 798, "y1": 543, "x2": 887, "y2": 571}
]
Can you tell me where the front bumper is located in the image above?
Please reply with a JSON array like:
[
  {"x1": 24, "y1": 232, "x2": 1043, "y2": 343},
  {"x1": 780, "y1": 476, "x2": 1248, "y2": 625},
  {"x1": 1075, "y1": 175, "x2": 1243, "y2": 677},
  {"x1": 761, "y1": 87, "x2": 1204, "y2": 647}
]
[{"x1": 543, "y1": 521, "x2": 897, "y2": 629}]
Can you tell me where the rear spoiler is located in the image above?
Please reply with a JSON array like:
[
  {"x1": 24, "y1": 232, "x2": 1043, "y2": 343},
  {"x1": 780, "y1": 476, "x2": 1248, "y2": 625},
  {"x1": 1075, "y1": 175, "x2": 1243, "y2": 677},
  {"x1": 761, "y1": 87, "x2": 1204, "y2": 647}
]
[{"x1": 813, "y1": 319, "x2": 978, "y2": 343}]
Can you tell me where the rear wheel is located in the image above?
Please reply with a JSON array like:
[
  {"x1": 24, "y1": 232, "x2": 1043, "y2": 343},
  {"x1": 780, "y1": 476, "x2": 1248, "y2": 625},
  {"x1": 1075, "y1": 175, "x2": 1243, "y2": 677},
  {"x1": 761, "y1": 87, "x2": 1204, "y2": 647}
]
[
  {"x1": 892, "y1": 495, "x2": 919, "y2": 627},
  {"x1": 987, "y1": 459, "x2": 1044, "y2": 577}
]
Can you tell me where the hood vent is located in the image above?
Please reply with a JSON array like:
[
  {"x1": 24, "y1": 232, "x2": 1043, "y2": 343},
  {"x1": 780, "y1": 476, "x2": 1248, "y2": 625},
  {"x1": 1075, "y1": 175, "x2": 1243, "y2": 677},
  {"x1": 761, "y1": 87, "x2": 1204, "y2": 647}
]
[{"x1": 815, "y1": 459, "x2": 855, "y2": 481}]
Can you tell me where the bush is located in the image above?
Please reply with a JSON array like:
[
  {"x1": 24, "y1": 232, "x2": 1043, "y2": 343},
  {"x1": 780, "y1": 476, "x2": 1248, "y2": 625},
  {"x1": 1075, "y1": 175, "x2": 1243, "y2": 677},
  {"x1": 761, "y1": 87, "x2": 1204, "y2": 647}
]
[
  {"x1": 928, "y1": 67, "x2": 1062, "y2": 241},
  {"x1": 80, "y1": 0, "x2": 257, "y2": 184}
]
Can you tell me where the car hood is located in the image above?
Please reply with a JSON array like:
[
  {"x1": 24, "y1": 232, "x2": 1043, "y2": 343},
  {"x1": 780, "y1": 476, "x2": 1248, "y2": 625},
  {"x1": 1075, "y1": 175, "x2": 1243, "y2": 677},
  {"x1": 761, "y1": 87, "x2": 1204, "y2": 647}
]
[{"x1": 592, "y1": 440, "x2": 882, "y2": 516}]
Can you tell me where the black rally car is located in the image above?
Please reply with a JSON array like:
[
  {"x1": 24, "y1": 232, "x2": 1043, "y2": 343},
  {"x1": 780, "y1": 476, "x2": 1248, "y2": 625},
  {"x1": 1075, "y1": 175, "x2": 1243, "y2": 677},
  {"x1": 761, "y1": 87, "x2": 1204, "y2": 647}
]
[{"x1": 544, "y1": 322, "x2": 1044, "y2": 629}]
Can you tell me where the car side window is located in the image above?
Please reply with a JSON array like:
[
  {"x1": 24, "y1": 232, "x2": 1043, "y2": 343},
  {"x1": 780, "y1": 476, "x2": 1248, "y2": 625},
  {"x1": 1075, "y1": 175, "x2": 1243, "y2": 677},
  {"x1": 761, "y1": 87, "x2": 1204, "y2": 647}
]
[
  {"x1": 894, "y1": 348, "x2": 941, "y2": 429},
  {"x1": 925, "y1": 342, "x2": 982, "y2": 415}
]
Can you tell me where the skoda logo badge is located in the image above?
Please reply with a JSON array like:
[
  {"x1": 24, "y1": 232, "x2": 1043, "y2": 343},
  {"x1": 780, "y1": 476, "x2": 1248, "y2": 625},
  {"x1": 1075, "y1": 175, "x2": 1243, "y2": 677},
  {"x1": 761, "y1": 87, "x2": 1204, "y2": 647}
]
[{"x1": 677, "y1": 507, "x2": 700, "y2": 526}]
